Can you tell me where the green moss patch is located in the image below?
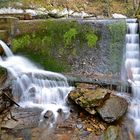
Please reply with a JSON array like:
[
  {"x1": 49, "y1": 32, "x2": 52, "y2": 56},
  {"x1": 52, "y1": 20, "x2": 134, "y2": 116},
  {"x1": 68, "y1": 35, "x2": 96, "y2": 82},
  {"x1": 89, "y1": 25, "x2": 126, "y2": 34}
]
[{"x1": 12, "y1": 20, "x2": 98, "y2": 72}]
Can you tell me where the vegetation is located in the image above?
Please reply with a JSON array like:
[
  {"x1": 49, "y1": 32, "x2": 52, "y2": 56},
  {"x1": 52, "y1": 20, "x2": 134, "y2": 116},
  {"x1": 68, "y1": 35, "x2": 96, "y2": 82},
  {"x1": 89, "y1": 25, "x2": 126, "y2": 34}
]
[{"x1": 12, "y1": 20, "x2": 98, "y2": 72}]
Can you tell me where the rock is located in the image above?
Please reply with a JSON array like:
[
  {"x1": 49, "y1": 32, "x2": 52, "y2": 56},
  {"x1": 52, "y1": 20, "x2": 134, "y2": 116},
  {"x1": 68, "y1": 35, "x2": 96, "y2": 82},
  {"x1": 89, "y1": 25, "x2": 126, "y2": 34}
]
[
  {"x1": 48, "y1": 9, "x2": 66, "y2": 18},
  {"x1": 47, "y1": 8, "x2": 74, "y2": 19},
  {"x1": 1, "y1": 120, "x2": 19, "y2": 129},
  {"x1": 70, "y1": 12, "x2": 82, "y2": 18},
  {"x1": 68, "y1": 85, "x2": 111, "y2": 114},
  {"x1": 112, "y1": 13, "x2": 127, "y2": 18},
  {"x1": 57, "y1": 108, "x2": 63, "y2": 114},
  {"x1": 103, "y1": 125, "x2": 120, "y2": 140},
  {"x1": 76, "y1": 123, "x2": 83, "y2": 129},
  {"x1": 96, "y1": 96, "x2": 128, "y2": 122},
  {"x1": 1, "y1": 107, "x2": 42, "y2": 129},
  {"x1": 56, "y1": 108, "x2": 66, "y2": 125},
  {"x1": 44, "y1": 110, "x2": 54, "y2": 119},
  {"x1": 70, "y1": 11, "x2": 94, "y2": 19},
  {"x1": 25, "y1": 9, "x2": 37, "y2": 16}
]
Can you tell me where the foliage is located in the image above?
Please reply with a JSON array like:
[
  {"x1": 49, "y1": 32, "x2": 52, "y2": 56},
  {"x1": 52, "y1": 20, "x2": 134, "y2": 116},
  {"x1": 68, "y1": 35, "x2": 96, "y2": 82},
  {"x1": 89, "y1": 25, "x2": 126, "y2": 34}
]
[
  {"x1": 12, "y1": 35, "x2": 31, "y2": 52},
  {"x1": 86, "y1": 33, "x2": 98, "y2": 48},
  {"x1": 12, "y1": 20, "x2": 98, "y2": 72},
  {"x1": 64, "y1": 28, "x2": 78, "y2": 47}
]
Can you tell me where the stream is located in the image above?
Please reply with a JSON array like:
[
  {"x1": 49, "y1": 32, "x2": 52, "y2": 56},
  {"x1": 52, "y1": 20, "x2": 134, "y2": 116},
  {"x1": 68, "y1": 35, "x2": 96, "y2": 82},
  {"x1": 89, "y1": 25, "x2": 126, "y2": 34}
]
[{"x1": 0, "y1": 18, "x2": 139, "y2": 140}]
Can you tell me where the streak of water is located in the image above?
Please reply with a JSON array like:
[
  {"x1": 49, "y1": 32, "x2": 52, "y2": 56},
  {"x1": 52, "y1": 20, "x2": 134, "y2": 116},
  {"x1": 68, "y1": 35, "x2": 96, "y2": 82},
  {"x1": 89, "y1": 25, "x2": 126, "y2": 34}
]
[{"x1": 124, "y1": 19, "x2": 140, "y2": 137}]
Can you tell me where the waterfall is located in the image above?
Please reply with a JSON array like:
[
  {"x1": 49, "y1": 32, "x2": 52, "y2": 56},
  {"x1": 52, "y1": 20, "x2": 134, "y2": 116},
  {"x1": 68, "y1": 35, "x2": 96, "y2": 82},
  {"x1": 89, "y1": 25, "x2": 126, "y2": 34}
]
[
  {"x1": 0, "y1": 40, "x2": 73, "y2": 122},
  {"x1": 0, "y1": 40, "x2": 13, "y2": 57},
  {"x1": 124, "y1": 19, "x2": 140, "y2": 135}
]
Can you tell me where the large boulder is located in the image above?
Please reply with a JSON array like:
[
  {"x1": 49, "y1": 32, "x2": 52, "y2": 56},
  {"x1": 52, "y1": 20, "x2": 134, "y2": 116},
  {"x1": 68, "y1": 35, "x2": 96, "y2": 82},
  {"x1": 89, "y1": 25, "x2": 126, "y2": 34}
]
[
  {"x1": 68, "y1": 83, "x2": 111, "y2": 114},
  {"x1": 68, "y1": 83, "x2": 128, "y2": 122},
  {"x1": 96, "y1": 96, "x2": 128, "y2": 123}
]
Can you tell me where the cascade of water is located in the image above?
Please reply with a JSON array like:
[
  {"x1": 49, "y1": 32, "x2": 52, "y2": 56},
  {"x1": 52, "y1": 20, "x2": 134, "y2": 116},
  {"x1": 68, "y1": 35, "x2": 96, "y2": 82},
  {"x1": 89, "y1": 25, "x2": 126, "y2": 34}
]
[
  {"x1": 0, "y1": 40, "x2": 13, "y2": 57},
  {"x1": 124, "y1": 19, "x2": 140, "y2": 134},
  {"x1": 0, "y1": 40, "x2": 73, "y2": 122}
]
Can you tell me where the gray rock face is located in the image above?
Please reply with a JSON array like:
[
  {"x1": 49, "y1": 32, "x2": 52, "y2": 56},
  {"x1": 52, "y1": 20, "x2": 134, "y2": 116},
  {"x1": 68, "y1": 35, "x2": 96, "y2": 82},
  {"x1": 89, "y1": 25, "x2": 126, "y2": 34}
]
[{"x1": 96, "y1": 96, "x2": 128, "y2": 123}]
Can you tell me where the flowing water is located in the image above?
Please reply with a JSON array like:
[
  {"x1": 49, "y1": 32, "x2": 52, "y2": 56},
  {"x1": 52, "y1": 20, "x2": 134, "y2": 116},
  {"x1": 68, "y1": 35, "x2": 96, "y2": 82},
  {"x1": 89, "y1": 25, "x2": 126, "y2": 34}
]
[
  {"x1": 0, "y1": 40, "x2": 73, "y2": 123},
  {"x1": 124, "y1": 19, "x2": 140, "y2": 137}
]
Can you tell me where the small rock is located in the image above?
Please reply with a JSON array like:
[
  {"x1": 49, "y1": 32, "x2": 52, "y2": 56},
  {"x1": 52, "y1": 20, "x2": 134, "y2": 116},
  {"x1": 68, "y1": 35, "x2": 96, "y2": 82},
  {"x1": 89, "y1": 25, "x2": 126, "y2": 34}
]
[
  {"x1": 76, "y1": 124, "x2": 83, "y2": 129},
  {"x1": 103, "y1": 125, "x2": 120, "y2": 140},
  {"x1": 57, "y1": 108, "x2": 63, "y2": 114},
  {"x1": 112, "y1": 13, "x2": 127, "y2": 18},
  {"x1": 44, "y1": 110, "x2": 53, "y2": 119}
]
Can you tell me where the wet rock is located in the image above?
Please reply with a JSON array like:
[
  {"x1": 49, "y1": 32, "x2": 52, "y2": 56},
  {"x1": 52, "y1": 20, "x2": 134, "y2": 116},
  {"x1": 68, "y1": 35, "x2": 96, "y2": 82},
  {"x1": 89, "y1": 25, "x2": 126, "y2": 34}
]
[
  {"x1": 68, "y1": 85, "x2": 111, "y2": 114},
  {"x1": 56, "y1": 109, "x2": 66, "y2": 125},
  {"x1": 1, "y1": 107, "x2": 42, "y2": 130},
  {"x1": 96, "y1": 96, "x2": 128, "y2": 123},
  {"x1": 57, "y1": 108, "x2": 63, "y2": 114},
  {"x1": 44, "y1": 110, "x2": 53, "y2": 119},
  {"x1": 103, "y1": 125, "x2": 120, "y2": 140}
]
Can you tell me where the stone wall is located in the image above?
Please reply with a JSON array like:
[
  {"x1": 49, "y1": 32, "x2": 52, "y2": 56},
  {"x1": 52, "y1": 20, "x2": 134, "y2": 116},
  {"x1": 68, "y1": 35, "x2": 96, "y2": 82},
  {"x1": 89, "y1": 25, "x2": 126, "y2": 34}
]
[
  {"x1": 71, "y1": 19, "x2": 126, "y2": 78},
  {"x1": 0, "y1": 17, "x2": 18, "y2": 42},
  {"x1": 11, "y1": 19, "x2": 126, "y2": 80}
]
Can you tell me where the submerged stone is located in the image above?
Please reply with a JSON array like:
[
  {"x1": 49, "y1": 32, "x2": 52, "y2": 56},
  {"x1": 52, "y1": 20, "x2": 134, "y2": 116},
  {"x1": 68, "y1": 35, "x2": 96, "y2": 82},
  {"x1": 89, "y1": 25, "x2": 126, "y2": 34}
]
[{"x1": 96, "y1": 96, "x2": 128, "y2": 123}]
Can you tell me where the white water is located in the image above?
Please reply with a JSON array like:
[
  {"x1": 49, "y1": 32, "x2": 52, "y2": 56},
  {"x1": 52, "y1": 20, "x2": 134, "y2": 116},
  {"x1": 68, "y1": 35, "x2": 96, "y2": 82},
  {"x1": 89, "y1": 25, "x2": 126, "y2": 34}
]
[
  {"x1": 124, "y1": 19, "x2": 140, "y2": 135},
  {"x1": 0, "y1": 40, "x2": 73, "y2": 122},
  {"x1": 0, "y1": 40, "x2": 13, "y2": 57}
]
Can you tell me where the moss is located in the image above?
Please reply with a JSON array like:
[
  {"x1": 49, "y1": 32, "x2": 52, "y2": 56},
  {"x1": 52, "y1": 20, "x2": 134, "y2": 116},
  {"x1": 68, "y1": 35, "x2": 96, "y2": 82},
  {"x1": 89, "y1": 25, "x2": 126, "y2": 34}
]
[
  {"x1": 12, "y1": 20, "x2": 98, "y2": 72},
  {"x1": 64, "y1": 28, "x2": 78, "y2": 47}
]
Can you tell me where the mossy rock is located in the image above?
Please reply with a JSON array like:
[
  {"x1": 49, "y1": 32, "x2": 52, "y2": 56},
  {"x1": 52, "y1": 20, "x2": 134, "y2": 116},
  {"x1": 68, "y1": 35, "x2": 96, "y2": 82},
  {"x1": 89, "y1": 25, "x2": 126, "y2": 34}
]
[
  {"x1": 75, "y1": 88, "x2": 111, "y2": 107},
  {"x1": 68, "y1": 84, "x2": 111, "y2": 114}
]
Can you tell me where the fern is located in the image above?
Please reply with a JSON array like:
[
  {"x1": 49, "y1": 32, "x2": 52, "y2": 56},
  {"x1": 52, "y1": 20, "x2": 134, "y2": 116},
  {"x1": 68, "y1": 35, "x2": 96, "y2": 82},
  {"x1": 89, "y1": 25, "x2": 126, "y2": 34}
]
[
  {"x1": 63, "y1": 28, "x2": 78, "y2": 47},
  {"x1": 86, "y1": 33, "x2": 98, "y2": 48}
]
